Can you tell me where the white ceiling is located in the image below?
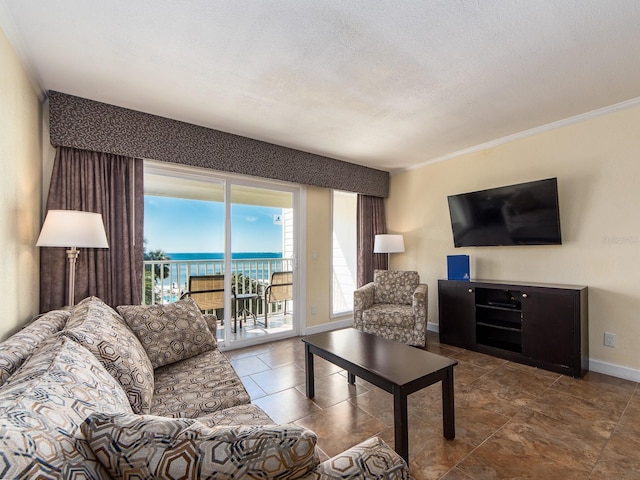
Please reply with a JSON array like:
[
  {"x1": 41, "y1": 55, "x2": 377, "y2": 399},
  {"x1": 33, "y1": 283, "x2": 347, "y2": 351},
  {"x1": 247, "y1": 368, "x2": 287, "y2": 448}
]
[{"x1": 2, "y1": 0, "x2": 640, "y2": 173}]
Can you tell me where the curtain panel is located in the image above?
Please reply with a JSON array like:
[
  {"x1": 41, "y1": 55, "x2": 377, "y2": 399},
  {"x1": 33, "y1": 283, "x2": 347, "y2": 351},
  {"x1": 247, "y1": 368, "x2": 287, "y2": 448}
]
[
  {"x1": 40, "y1": 147, "x2": 144, "y2": 312},
  {"x1": 356, "y1": 195, "x2": 387, "y2": 287}
]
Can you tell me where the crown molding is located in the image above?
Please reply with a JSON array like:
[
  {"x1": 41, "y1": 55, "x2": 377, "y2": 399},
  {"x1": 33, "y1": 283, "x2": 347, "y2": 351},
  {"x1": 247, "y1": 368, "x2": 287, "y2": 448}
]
[{"x1": 392, "y1": 96, "x2": 640, "y2": 176}]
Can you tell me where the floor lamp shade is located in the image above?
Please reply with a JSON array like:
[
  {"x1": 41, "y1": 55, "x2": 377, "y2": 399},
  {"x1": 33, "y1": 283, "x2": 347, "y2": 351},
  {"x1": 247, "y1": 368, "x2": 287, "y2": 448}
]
[
  {"x1": 373, "y1": 234, "x2": 405, "y2": 254},
  {"x1": 36, "y1": 210, "x2": 109, "y2": 306},
  {"x1": 36, "y1": 210, "x2": 109, "y2": 249}
]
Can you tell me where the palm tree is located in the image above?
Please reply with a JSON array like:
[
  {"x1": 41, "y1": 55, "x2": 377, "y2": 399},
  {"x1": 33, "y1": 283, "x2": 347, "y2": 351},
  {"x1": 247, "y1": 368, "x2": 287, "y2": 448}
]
[{"x1": 143, "y1": 239, "x2": 171, "y2": 304}]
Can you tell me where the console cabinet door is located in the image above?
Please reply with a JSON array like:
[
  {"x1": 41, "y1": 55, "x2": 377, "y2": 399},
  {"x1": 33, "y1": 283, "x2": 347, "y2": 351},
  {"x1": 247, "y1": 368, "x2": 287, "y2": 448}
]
[
  {"x1": 521, "y1": 289, "x2": 576, "y2": 368},
  {"x1": 438, "y1": 280, "x2": 475, "y2": 348}
]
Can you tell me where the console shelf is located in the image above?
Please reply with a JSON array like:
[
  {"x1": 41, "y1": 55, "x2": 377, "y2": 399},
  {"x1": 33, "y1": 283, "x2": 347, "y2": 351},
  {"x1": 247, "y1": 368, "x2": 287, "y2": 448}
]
[{"x1": 438, "y1": 279, "x2": 588, "y2": 377}]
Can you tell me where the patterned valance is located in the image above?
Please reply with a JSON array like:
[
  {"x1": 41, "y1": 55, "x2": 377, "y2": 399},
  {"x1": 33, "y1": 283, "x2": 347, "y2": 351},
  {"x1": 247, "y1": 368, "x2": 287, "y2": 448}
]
[{"x1": 48, "y1": 91, "x2": 389, "y2": 197}]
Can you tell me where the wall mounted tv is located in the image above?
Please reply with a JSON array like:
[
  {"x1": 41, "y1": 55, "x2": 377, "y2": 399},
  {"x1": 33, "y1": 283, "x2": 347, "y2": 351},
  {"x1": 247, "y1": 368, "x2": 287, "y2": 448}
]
[{"x1": 447, "y1": 178, "x2": 562, "y2": 247}]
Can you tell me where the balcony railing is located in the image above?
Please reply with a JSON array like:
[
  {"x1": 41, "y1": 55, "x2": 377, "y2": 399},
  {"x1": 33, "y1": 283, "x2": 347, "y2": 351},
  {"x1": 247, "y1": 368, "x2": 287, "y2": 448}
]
[{"x1": 143, "y1": 257, "x2": 293, "y2": 317}]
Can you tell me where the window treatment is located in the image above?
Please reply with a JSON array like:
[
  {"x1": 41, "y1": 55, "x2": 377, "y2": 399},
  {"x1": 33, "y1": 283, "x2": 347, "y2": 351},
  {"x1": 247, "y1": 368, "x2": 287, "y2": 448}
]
[
  {"x1": 39, "y1": 147, "x2": 144, "y2": 312},
  {"x1": 356, "y1": 195, "x2": 387, "y2": 287}
]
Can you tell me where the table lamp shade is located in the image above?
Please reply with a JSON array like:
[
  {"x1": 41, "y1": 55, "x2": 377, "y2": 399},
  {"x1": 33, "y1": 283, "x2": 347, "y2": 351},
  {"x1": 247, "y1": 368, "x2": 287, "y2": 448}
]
[
  {"x1": 36, "y1": 210, "x2": 109, "y2": 248},
  {"x1": 373, "y1": 234, "x2": 405, "y2": 254}
]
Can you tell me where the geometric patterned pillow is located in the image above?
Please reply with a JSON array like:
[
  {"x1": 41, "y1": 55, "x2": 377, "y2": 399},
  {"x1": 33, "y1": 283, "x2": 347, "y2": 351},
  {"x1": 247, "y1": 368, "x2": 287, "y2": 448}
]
[
  {"x1": 117, "y1": 297, "x2": 217, "y2": 369},
  {"x1": 312, "y1": 436, "x2": 409, "y2": 479},
  {"x1": 0, "y1": 336, "x2": 134, "y2": 479},
  {"x1": 373, "y1": 270, "x2": 420, "y2": 305},
  {"x1": 0, "y1": 308, "x2": 70, "y2": 387},
  {"x1": 63, "y1": 296, "x2": 155, "y2": 414},
  {"x1": 83, "y1": 412, "x2": 319, "y2": 479}
]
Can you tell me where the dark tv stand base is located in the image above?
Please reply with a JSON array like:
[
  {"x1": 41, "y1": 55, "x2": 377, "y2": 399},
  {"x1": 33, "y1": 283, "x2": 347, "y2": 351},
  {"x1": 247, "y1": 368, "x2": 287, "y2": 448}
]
[{"x1": 438, "y1": 279, "x2": 588, "y2": 378}]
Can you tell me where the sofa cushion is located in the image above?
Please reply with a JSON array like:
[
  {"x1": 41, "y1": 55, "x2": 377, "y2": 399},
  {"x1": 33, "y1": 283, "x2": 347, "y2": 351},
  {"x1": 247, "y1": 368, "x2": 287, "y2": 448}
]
[
  {"x1": 196, "y1": 403, "x2": 273, "y2": 427},
  {"x1": 0, "y1": 308, "x2": 69, "y2": 386},
  {"x1": 83, "y1": 412, "x2": 319, "y2": 480},
  {"x1": 151, "y1": 349, "x2": 251, "y2": 418},
  {"x1": 63, "y1": 296, "x2": 154, "y2": 414},
  {"x1": 0, "y1": 335, "x2": 133, "y2": 479},
  {"x1": 117, "y1": 297, "x2": 217, "y2": 369},
  {"x1": 373, "y1": 270, "x2": 419, "y2": 305}
]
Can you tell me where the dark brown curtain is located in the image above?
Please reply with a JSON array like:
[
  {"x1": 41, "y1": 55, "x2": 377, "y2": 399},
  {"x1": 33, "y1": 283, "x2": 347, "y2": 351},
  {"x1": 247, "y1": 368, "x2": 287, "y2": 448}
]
[
  {"x1": 40, "y1": 147, "x2": 144, "y2": 311},
  {"x1": 356, "y1": 195, "x2": 387, "y2": 287}
]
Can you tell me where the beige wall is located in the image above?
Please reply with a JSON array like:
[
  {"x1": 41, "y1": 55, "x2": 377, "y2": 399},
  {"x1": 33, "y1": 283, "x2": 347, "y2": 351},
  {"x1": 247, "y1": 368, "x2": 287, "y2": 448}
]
[
  {"x1": 304, "y1": 187, "x2": 333, "y2": 327},
  {"x1": 387, "y1": 104, "x2": 640, "y2": 374},
  {"x1": 0, "y1": 27, "x2": 42, "y2": 340}
]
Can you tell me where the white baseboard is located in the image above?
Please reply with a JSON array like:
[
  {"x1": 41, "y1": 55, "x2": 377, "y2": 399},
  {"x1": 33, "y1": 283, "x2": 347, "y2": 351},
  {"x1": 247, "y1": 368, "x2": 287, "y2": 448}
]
[
  {"x1": 303, "y1": 317, "x2": 353, "y2": 335},
  {"x1": 589, "y1": 359, "x2": 640, "y2": 383}
]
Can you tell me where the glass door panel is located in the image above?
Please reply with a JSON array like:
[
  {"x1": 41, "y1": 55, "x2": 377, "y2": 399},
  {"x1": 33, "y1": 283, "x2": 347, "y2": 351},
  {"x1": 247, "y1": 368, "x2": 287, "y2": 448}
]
[
  {"x1": 228, "y1": 184, "x2": 295, "y2": 346},
  {"x1": 143, "y1": 167, "x2": 230, "y2": 345}
]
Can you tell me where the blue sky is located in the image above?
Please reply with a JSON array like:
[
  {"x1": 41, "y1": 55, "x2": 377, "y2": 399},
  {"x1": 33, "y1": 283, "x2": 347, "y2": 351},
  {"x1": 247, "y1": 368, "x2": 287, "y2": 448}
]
[{"x1": 144, "y1": 196, "x2": 283, "y2": 253}]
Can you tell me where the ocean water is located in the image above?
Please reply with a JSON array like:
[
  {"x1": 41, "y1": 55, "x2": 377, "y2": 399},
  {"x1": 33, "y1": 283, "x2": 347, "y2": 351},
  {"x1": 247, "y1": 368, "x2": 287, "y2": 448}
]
[{"x1": 167, "y1": 252, "x2": 283, "y2": 261}]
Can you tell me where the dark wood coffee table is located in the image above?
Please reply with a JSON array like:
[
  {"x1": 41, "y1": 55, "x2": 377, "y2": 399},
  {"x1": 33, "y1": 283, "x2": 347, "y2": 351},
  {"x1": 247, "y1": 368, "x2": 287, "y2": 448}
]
[{"x1": 302, "y1": 328, "x2": 457, "y2": 462}]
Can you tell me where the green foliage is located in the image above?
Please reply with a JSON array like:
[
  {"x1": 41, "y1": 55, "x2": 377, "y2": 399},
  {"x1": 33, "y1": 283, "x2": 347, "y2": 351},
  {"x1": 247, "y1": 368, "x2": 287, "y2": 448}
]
[{"x1": 143, "y1": 238, "x2": 171, "y2": 303}]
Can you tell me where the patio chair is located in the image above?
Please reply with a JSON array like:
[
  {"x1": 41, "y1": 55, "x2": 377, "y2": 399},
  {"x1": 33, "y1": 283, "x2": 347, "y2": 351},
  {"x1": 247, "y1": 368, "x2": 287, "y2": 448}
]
[
  {"x1": 180, "y1": 274, "x2": 237, "y2": 330},
  {"x1": 263, "y1": 271, "x2": 293, "y2": 328}
]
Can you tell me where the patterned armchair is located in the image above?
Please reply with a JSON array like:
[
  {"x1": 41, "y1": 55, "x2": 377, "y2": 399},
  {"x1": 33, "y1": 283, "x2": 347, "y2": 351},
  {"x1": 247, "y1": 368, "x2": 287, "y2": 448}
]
[{"x1": 353, "y1": 270, "x2": 427, "y2": 347}]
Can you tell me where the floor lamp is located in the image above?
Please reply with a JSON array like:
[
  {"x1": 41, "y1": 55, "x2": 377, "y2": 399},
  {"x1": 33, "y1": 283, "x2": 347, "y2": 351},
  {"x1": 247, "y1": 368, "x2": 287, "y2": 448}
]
[
  {"x1": 373, "y1": 234, "x2": 405, "y2": 268},
  {"x1": 36, "y1": 210, "x2": 109, "y2": 306}
]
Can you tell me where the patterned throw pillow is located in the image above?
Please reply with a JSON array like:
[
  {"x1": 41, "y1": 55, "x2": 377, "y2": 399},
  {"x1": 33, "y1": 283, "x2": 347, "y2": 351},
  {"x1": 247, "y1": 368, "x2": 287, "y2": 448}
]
[
  {"x1": 117, "y1": 298, "x2": 217, "y2": 369},
  {"x1": 63, "y1": 296, "x2": 155, "y2": 414},
  {"x1": 83, "y1": 412, "x2": 319, "y2": 479},
  {"x1": 0, "y1": 336, "x2": 133, "y2": 479},
  {"x1": 0, "y1": 309, "x2": 70, "y2": 386}
]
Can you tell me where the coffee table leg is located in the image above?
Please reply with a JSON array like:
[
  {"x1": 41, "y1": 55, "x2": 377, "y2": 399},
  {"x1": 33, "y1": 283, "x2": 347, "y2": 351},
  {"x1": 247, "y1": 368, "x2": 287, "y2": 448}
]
[
  {"x1": 442, "y1": 366, "x2": 455, "y2": 440},
  {"x1": 393, "y1": 386, "x2": 409, "y2": 463},
  {"x1": 347, "y1": 372, "x2": 355, "y2": 384},
  {"x1": 305, "y1": 344, "x2": 315, "y2": 398}
]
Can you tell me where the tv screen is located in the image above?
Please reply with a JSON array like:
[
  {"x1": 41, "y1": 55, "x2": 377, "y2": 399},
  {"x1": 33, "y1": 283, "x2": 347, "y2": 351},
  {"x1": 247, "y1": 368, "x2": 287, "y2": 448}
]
[{"x1": 447, "y1": 178, "x2": 562, "y2": 247}]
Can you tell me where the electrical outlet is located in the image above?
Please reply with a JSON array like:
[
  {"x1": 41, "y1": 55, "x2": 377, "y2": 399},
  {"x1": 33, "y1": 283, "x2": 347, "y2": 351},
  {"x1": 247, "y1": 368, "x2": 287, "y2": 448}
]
[
  {"x1": 604, "y1": 332, "x2": 616, "y2": 347},
  {"x1": 311, "y1": 305, "x2": 318, "y2": 315}
]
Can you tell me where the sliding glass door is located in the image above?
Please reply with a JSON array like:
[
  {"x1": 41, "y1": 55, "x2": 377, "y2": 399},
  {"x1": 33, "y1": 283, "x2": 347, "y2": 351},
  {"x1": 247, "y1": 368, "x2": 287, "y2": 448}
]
[{"x1": 143, "y1": 161, "x2": 299, "y2": 349}]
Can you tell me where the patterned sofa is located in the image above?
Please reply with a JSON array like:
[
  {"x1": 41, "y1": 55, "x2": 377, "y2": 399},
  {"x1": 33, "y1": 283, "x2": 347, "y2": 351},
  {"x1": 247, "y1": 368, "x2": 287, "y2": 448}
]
[
  {"x1": 0, "y1": 296, "x2": 409, "y2": 479},
  {"x1": 354, "y1": 270, "x2": 428, "y2": 348}
]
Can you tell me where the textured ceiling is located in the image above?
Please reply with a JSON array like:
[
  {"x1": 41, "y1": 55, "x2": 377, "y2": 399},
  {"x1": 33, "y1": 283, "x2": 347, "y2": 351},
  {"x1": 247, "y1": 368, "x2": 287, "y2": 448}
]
[{"x1": 2, "y1": 0, "x2": 640, "y2": 173}]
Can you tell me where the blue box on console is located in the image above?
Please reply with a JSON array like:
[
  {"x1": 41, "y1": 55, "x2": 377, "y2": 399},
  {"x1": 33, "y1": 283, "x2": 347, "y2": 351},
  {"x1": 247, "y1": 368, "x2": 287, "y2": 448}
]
[{"x1": 447, "y1": 255, "x2": 470, "y2": 280}]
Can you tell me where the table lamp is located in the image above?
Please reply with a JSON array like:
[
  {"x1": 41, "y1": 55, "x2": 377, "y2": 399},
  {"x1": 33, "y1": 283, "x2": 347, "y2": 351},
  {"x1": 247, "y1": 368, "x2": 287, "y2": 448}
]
[
  {"x1": 374, "y1": 234, "x2": 405, "y2": 266},
  {"x1": 36, "y1": 210, "x2": 109, "y2": 306}
]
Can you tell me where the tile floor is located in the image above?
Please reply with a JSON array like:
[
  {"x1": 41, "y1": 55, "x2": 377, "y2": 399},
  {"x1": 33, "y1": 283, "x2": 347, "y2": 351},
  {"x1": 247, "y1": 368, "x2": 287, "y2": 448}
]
[{"x1": 223, "y1": 331, "x2": 640, "y2": 480}]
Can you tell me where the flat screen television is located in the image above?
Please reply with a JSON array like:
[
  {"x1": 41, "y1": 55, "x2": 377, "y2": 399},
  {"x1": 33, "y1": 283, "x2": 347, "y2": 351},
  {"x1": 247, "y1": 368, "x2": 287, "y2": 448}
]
[{"x1": 447, "y1": 178, "x2": 562, "y2": 247}]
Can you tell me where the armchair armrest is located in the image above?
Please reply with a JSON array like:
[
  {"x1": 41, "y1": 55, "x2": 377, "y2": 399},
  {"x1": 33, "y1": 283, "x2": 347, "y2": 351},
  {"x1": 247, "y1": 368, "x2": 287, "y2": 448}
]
[
  {"x1": 307, "y1": 436, "x2": 409, "y2": 479},
  {"x1": 353, "y1": 282, "x2": 375, "y2": 329},
  {"x1": 412, "y1": 283, "x2": 428, "y2": 319}
]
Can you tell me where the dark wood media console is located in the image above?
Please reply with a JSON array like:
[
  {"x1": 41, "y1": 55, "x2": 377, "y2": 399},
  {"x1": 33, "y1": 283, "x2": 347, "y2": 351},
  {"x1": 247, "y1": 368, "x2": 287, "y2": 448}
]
[{"x1": 438, "y1": 279, "x2": 588, "y2": 377}]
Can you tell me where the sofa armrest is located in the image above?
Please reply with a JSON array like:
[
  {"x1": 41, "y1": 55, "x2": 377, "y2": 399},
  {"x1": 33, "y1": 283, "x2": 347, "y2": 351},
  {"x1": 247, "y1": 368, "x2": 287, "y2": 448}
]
[
  {"x1": 305, "y1": 436, "x2": 409, "y2": 479},
  {"x1": 353, "y1": 282, "x2": 376, "y2": 328}
]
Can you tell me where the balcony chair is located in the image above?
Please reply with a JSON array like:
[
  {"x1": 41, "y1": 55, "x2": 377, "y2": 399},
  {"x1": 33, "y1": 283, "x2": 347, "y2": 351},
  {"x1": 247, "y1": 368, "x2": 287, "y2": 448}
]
[
  {"x1": 180, "y1": 274, "x2": 238, "y2": 332},
  {"x1": 263, "y1": 271, "x2": 293, "y2": 328},
  {"x1": 353, "y1": 269, "x2": 427, "y2": 347}
]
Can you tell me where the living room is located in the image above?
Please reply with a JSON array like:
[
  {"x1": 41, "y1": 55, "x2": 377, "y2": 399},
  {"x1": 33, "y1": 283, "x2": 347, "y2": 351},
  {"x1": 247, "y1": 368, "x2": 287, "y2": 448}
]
[{"x1": 1, "y1": 2, "x2": 640, "y2": 477}]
